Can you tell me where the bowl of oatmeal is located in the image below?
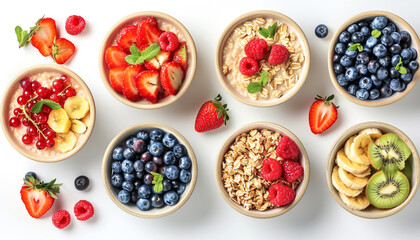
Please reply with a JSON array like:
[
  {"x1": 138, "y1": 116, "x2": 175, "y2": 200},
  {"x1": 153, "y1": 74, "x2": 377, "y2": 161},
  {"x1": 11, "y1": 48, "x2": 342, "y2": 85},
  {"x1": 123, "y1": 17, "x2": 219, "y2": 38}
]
[
  {"x1": 215, "y1": 10, "x2": 310, "y2": 107},
  {"x1": 0, "y1": 64, "x2": 96, "y2": 162},
  {"x1": 215, "y1": 122, "x2": 310, "y2": 218},
  {"x1": 99, "y1": 11, "x2": 197, "y2": 109}
]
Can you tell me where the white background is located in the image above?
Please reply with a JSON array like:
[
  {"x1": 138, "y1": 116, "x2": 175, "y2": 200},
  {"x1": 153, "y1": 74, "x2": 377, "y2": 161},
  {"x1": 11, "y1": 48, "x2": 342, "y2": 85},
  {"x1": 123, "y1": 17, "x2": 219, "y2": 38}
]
[{"x1": 1, "y1": 0, "x2": 419, "y2": 239}]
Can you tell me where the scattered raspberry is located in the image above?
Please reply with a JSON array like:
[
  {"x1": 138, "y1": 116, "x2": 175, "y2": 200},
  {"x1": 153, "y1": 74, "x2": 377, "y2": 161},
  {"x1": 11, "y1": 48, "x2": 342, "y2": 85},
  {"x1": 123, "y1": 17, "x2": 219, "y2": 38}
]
[
  {"x1": 239, "y1": 56, "x2": 259, "y2": 76},
  {"x1": 65, "y1": 15, "x2": 86, "y2": 35},
  {"x1": 244, "y1": 38, "x2": 268, "y2": 60},
  {"x1": 159, "y1": 32, "x2": 179, "y2": 51},
  {"x1": 52, "y1": 210, "x2": 71, "y2": 229},
  {"x1": 260, "y1": 158, "x2": 282, "y2": 181},
  {"x1": 268, "y1": 183, "x2": 295, "y2": 206},
  {"x1": 268, "y1": 44, "x2": 289, "y2": 65},
  {"x1": 276, "y1": 136, "x2": 299, "y2": 159},
  {"x1": 283, "y1": 160, "x2": 304, "y2": 183},
  {"x1": 74, "y1": 200, "x2": 94, "y2": 221}
]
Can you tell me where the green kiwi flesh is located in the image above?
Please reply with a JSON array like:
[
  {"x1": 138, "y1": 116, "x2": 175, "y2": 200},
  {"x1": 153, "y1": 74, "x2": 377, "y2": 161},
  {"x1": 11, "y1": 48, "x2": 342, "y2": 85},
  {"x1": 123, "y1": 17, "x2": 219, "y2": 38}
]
[{"x1": 366, "y1": 170, "x2": 410, "y2": 209}]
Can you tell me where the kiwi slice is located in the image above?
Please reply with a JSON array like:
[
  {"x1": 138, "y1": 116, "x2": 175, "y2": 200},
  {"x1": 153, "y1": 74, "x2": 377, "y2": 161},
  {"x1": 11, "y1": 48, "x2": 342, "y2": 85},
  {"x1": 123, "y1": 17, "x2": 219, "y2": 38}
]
[
  {"x1": 366, "y1": 170, "x2": 410, "y2": 209},
  {"x1": 368, "y1": 133, "x2": 411, "y2": 173},
  {"x1": 401, "y1": 156, "x2": 413, "y2": 182}
]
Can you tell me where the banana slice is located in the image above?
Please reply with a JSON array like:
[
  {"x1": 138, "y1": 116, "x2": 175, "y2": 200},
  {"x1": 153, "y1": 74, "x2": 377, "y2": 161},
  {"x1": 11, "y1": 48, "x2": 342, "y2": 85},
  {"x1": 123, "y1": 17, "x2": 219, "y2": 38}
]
[
  {"x1": 332, "y1": 166, "x2": 363, "y2": 197},
  {"x1": 348, "y1": 134, "x2": 372, "y2": 165},
  {"x1": 352, "y1": 167, "x2": 371, "y2": 178},
  {"x1": 338, "y1": 167, "x2": 368, "y2": 190},
  {"x1": 64, "y1": 96, "x2": 90, "y2": 119},
  {"x1": 71, "y1": 119, "x2": 87, "y2": 134},
  {"x1": 47, "y1": 109, "x2": 71, "y2": 133},
  {"x1": 336, "y1": 149, "x2": 369, "y2": 174},
  {"x1": 54, "y1": 131, "x2": 77, "y2": 153},
  {"x1": 339, "y1": 192, "x2": 370, "y2": 210},
  {"x1": 359, "y1": 128, "x2": 382, "y2": 140},
  {"x1": 344, "y1": 136, "x2": 356, "y2": 158}
]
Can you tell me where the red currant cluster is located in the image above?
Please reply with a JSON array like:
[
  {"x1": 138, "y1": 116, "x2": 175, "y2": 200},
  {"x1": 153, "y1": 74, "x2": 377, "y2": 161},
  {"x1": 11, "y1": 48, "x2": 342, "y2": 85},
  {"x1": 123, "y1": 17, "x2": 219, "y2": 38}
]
[{"x1": 9, "y1": 75, "x2": 77, "y2": 150}]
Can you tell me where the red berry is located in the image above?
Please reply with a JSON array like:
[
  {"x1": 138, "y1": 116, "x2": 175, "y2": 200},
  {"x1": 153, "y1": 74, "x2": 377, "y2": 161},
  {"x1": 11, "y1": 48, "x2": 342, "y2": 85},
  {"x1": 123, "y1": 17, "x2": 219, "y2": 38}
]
[
  {"x1": 52, "y1": 79, "x2": 64, "y2": 92},
  {"x1": 38, "y1": 123, "x2": 49, "y2": 131},
  {"x1": 239, "y1": 57, "x2": 259, "y2": 76},
  {"x1": 276, "y1": 136, "x2": 299, "y2": 159},
  {"x1": 65, "y1": 15, "x2": 86, "y2": 35},
  {"x1": 46, "y1": 139, "x2": 55, "y2": 148},
  {"x1": 14, "y1": 108, "x2": 23, "y2": 117},
  {"x1": 61, "y1": 75, "x2": 70, "y2": 84},
  {"x1": 50, "y1": 93, "x2": 60, "y2": 102},
  {"x1": 20, "y1": 77, "x2": 32, "y2": 90},
  {"x1": 64, "y1": 87, "x2": 76, "y2": 97},
  {"x1": 22, "y1": 134, "x2": 33, "y2": 145},
  {"x1": 42, "y1": 105, "x2": 52, "y2": 115},
  {"x1": 52, "y1": 210, "x2": 71, "y2": 229},
  {"x1": 31, "y1": 81, "x2": 41, "y2": 91},
  {"x1": 17, "y1": 95, "x2": 29, "y2": 105},
  {"x1": 268, "y1": 44, "x2": 289, "y2": 65},
  {"x1": 36, "y1": 140, "x2": 46, "y2": 150},
  {"x1": 244, "y1": 38, "x2": 268, "y2": 60},
  {"x1": 36, "y1": 87, "x2": 47, "y2": 98},
  {"x1": 260, "y1": 158, "x2": 282, "y2": 181},
  {"x1": 9, "y1": 117, "x2": 20, "y2": 127},
  {"x1": 268, "y1": 183, "x2": 296, "y2": 206},
  {"x1": 26, "y1": 126, "x2": 38, "y2": 136},
  {"x1": 282, "y1": 160, "x2": 304, "y2": 183},
  {"x1": 74, "y1": 200, "x2": 94, "y2": 221},
  {"x1": 22, "y1": 118, "x2": 31, "y2": 127},
  {"x1": 35, "y1": 113, "x2": 48, "y2": 124},
  {"x1": 26, "y1": 100, "x2": 37, "y2": 111},
  {"x1": 22, "y1": 90, "x2": 32, "y2": 98},
  {"x1": 45, "y1": 129, "x2": 56, "y2": 139},
  {"x1": 159, "y1": 32, "x2": 179, "y2": 51}
]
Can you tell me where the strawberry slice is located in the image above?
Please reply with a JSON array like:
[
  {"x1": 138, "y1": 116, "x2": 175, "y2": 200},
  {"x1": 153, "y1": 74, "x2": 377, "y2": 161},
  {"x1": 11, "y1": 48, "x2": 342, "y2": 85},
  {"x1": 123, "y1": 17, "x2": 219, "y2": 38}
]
[
  {"x1": 105, "y1": 46, "x2": 128, "y2": 69},
  {"x1": 140, "y1": 44, "x2": 170, "y2": 70},
  {"x1": 173, "y1": 42, "x2": 187, "y2": 70},
  {"x1": 156, "y1": 50, "x2": 171, "y2": 66},
  {"x1": 51, "y1": 38, "x2": 75, "y2": 64},
  {"x1": 109, "y1": 66, "x2": 127, "y2": 93},
  {"x1": 30, "y1": 18, "x2": 57, "y2": 57},
  {"x1": 309, "y1": 94, "x2": 339, "y2": 134},
  {"x1": 136, "y1": 19, "x2": 163, "y2": 47},
  {"x1": 139, "y1": 17, "x2": 157, "y2": 27},
  {"x1": 144, "y1": 57, "x2": 160, "y2": 70},
  {"x1": 160, "y1": 61, "x2": 184, "y2": 95},
  {"x1": 135, "y1": 70, "x2": 161, "y2": 103},
  {"x1": 116, "y1": 25, "x2": 138, "y2": 53},
  {"x1": 123, "y1": 65, "x2": 145, "y2": 102}
]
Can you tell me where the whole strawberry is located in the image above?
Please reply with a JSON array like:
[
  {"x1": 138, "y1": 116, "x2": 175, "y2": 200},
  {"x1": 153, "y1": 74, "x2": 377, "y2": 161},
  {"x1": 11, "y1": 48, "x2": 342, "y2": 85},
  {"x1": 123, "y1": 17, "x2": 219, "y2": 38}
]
[{"x1": 194, "y1": 94, "x2": 229, "y2": 132}]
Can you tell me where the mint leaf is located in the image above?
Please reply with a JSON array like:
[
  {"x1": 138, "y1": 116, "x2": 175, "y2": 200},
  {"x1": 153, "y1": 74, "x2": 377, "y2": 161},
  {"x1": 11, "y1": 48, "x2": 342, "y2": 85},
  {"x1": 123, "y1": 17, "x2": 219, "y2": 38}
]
[
  {"x1": 258, "y1": 28, "x2": 269, "y2": 38},
  {"x1": 125, "y1": 55, "x2": 138, "y2": 65},
  {"x1": 151, "y1": 172, "x2": 163, "y2": 193},
  {"x1": 153, "y1": 182, "x2": 163, "y2": 193},
  {"x1": 357, "y1": 45, "x2": 363, "y2": 52},
  {"x1": 140, "y1": 44, "x2": 160, "y2": 61},
  {"x1": 398, "y1": 66, "x2": 408, "y2": 74},
  {"x1": 260, "y1": 71, "x2": 269, "y2": 86},
  {"x1": 268, "y1": 22, "x2": 278, "y2": 38},
  {"x1": 395, "y1": 57, "x2": 403, "y2": 70},
  {"x1": 247, "y1": 82, "x2": 262, "y2": 94},
  {"x1": 30, "y1": 99, "x2": 61, "y2": 113},
  {"x1": 371, "y1": 29, "x2": 382, "y2": 38},
  {"x1": 125, "y1": 44, "x2": 160, "y2": 65},
  {"x1": 348, "y1": 43, "x2": 363, "y2": 52},
  {"x1": 129, "y1": 45, "x2": 141, "y2": 55},
  {"x1": 15, "y1": 26, "x2": 30, "y2": 48}
]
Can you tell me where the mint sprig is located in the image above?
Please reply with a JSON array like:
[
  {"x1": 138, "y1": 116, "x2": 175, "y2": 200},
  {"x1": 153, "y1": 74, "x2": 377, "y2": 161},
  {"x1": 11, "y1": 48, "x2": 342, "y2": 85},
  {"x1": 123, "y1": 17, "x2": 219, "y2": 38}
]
[
  {"x1": 395, "y1": 57, "x2": 408, "y2": 74},
  {"x1": 371, "y1": 29, "x2": 382, "y2": 38},
  {"x1": 258, "y1": 22, "x2": 277, "y2": 38},
  {"x1": 247, "y1": 71, "x2": 270, "y2": 94},
  {"x1": 30, "y1": 99, "x2": 61, "y2": 113},
  {"x1": 348, "y1": 43, "x2": 363, "y2": 52},
  {"x1": 151, "y1": 172, "x2": 163, "y2": 193},
  {"x1": 15, "y1": 16, "x2": 43, "y2": 48},
  {"x1": 125, "y1": 44, "x2": 160, "y2": 65}
]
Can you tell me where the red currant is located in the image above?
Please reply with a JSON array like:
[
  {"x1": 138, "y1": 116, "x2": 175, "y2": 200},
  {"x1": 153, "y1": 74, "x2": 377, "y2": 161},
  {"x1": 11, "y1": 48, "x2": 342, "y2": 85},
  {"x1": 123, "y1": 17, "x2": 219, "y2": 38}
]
[
  {"x1": 26, "y1": 100, "x2": 37, "y2": 111},
  {"x1": 22, "y1": 134, "x2": 33, "y2": 145},
  {"x1": 14, "y1": 108, "x2": 23, "y2": 117},
  {"x1": 22, "y1": 118, "x2": 31, "y2": 127},
  {"x1": 61, "y1": 75, "x2": 70, "y2": 84},
  {"x1": 36, "y1": 139, "x2": 46, "y2": 150},
  {"x1": 52, "y1": 79, "x2": 64, "y2": 92},
  {"x1": 50, "y1": 93, "x2": 60, "y2": 102},
  {"x1": 9, "y1": 117, "x2": 20, "y2": 127},
  {"x1": 44, "y1": 88, "x2": 53, "y2": 98},
  {"x1": 60, "y1": 94, "x2": 68, "y2": 102},
  {"x1": 17, "y1": 95, "x2": 29, "y2": 105},
  {"x1": 22, "y1": 90, "x2": 33, "y2": 98},
  {"x1": 38, "y1": 123, "x2": 49, "y2": 131},
  {"x1": 26, "y1": 126, "x2": 38, "y2": 136},
  {"x1": 65, "y1": 87, "x2": 76, "y2": 98},
  {"x1": 46, "y1": 139, "x2": 55, "y2": 148},
  {"x1": 35, "y1": 113, "x2": 48, "y2": 124},
  {"x1": 20, "y1": 78, "x2": 32, "y2": 90},
  {"x1": 31, "y1": 81, "x2": 41, "y2": 91},
  {"x1": 36, "y1": 87, "x2": 48, "y2": 98},
  {"x1": 42, "y1": 105, "x2": 52, "y2": 115},
  {"x1": 45, "y1": 129, "x2": 56, "y2": 139}
]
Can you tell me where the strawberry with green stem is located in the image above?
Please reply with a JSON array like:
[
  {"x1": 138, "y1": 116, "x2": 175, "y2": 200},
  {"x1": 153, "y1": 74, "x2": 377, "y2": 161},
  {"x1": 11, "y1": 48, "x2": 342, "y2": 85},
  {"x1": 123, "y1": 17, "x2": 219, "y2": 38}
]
[{"x1": 195, "y1": 94, "x2": 229, "y2": 133}]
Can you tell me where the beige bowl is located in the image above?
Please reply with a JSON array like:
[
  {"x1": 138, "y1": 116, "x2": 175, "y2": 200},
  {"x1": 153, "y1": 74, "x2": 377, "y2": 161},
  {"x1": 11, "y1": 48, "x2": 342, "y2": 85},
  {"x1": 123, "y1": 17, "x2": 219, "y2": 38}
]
[
  {"x1": 215, "y1": 10, "x2": 310, "y2": 107},
  {"x1": 0, "y1": 64, "x2": 96, "y2": 163},
  {"x1": 99, "y1": 11, "x2": 197, "y2": 109},
  {"x1": 215, "y1": 122, "x2": 309, "y2": 218},
  {"x1": 102, "y1": 122, "x2": 197, "y2": 218},
  {"x1": 326, "y1": 121, "x2": 419, "y2": 218},
  {"x1": 328, "y1": 11, "x2": 420, "y2": 107}
]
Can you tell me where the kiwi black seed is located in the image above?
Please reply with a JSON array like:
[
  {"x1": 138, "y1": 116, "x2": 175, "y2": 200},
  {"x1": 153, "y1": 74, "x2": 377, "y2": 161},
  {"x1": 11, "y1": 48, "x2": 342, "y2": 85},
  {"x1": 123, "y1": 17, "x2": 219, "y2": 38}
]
[{"x1": 366, "y1": 170, "x2": 410, "y2": 209}]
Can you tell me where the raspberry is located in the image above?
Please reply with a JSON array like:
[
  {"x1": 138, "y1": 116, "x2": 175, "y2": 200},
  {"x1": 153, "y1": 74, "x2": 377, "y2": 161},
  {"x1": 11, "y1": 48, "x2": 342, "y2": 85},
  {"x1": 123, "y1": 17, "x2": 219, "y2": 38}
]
[
  {"x1": 244, "y1": 38, "x2": 268, "y2": 60},
  {"x1": 268, "y1": 44, "x2": 289, "y2": 65},
  {"x1": 159, "y1": 32, "x2": 179, "y2": 51},
  {"x1": 65, "y1": 15, "x2": 86, "y2": 35},
  {"x1": 260, "y1": 158, "x2": 282, "y2": 181},
  {"x1": 276, "y1": 136, "x2": 299, "y2": 159},
  {"x1": 239, "y1": 57, "x2": 259, "y2": 76},
  {"x1": 268, "y1": 183, "x2": 295, "y2": 206},
  {"x1": 74, "y1": 200, "x2": 94, "y2": 221},
  {"x1": 283, "y1": 160, "x2": 304, "y2": 183},
  {"x1": 52, "y1": 210, "x2": 71, "y2": 229}
]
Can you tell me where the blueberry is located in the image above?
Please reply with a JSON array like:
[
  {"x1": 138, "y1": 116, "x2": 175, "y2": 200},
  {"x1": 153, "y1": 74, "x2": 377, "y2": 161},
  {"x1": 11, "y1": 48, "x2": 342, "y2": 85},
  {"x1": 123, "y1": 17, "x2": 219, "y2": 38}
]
[
  {"x1": 145, "y1": 161, "x2": 158, "y2": 173},
  {"x1": 133, "y1": 139, "x2": 146, "y2": 153},
  {"x1": 351, "y1": 32, "x2": 364, "y2": 43},
  {"x1": 389, "y1": 44, "x2": 402, "y2": 54},
  {"x1": 136, "y1": 198, "x2": 151, "y2": 211},
  {"x1": 333, "y1": 63, "x2": 345, "y2": 75},
  {"x1": 403, "y1": 59, "x2": 410, "y2": 65},
  {"x1": 380, "y1": 34, "x2": 393, "y2": 47},
  {"x1": 124, "y1": 173, "x2": 135, "y2": 182},
  {"x1": 165, "y1": 165, "x2": 180, "y2": 180},
  {"x1": 149, "y1": 142, "x2": 164, "y2": 157},
  {"x1": 173, "y1": 144, "x2": 187, "y2": 158},
  {"x1": 134, "y1": 179, "x2": 142, "y2": 190},
  {"x1": 379, "y1": 56, "x2": 391, "y2": 67},
  {"x1": 372, "y1": 16, "x2": 388, "y2": 29},
  {"x1": 356, "y1": 88, "x2": 369, "y2": 100},
  {"x1": 315, "y1": 24, "x2": 328, "y2": 38},
  {"x1": 150, "y1": 194, "x2": 164, "y2": 208},
  {"x1": 121, "y1": 160, "x2": 134, "y2": 173},
  {"x1": 133, "y1": 160, "x2": 144, "y2": 172},
  {"x1": 123, "y1": 148, "x2": 135, "y2": 160},
  {"x1": 112, "y1": 161, "x2": 122, "y2": 173},
  {"x1": 140, "y1": 151, "x2": 152, "y2": 163},
  {"x1": 383, "y1": 78, "x2": 391, "y2": 85},
  {"x1": 373, "y1": 44, "x2": 387, "y2": 58},
  {"x1": 390, "y1": 68, "x2": 400, "y2": 79},
  {"x1": 371, "y1": 75, "x2": 382, "y2": 86},
  {"x1": 386, "y1": 23, "x2": 396, "y2": 33},
  {"x1": 162, "y1": 133, "x2": 178, "y2": 148},
  {"x1": 382, "y1": 26, "x2": 393, "y2": 35},
  {"x1": 347, "y1": 84, "x2": 359, "y2": 96},
  {"x1": 111, "y1": 174, "x2": 123, "y2": 187},
  {"x1": 368, "y1": 60, "x2": 380, "y2": 73},
  {"x1": 369, "y1": 89, "x2": 380, "y2": 100},
  {"x1": 356, "y1": 64, "x2": 368, "y2": 75},
  {"x1": 163, "y1": 151, "x2": 176, "y2": 165},
  {"x1": 347, "y1": 24, "x2": 359, "y2": 34},
  {"x1": 400, "y1": 31, "x2": 411, "y2": 43},
  {"x1": 380, "y1": 85, "x2": 393, "y2": 97},
  {"x1": 112, "y1": 147, "x2": 124, "y2": 161},
  {"x1": 159, "y1": 166, "x2": 167, "y2": 175},
  {"x1": 171, "y1": 180, "x2": 180, "y2": 190},
  {"x1": 122, "y1": 181, "x2": 134, "y2": 192},
  {"x1": 25, "y1": 171, "x2": 38, "y2": 181},
  {"x1": 338, "y1": 31, "x2": 351, "y2": 43},
  {"x1": 153, "y1": 157, "x2": 163, "y2": 166},
  {"x1": 345, "y1": 67, "x2": 358, "y2": 81},
  {"x1": 163, "y1": 191, "x2": 179, "y2": 206},
  {"x1": 162, "y1": 179, "x2": 172, "y2": 192},
  {"x1": 376, "y1": 67, "x2": 389, "y2": 80},
  {"x1": 125, "y1": 137, "x2": 137, "y2": 149},
  {"x1": 136, "y1": 131, "x2": 149, "y2": 141},
  {"x1": 152, "y1": 184, "x2": 163, "y2": 195},
  {"x1": 391, "y1": 55, "x2": 401, "y2": 67},
  {"x1": 333, "y1": 54, "x2": 342, "y2": 63},
  {"x1": 358, "y1": 21, "x2": 369, "y2": 28},
  {"x1": 340, "y1": 55, "x2": 353, "y2": 67},
  {"x1": 366, "y1": 36, "x2": 377, "y2": 48},
  {"x1": 131, "y1": 191, "x2": 140, "y2": 203},
  {"x1": 335, "y1": 42, "x2": 346, "y2": 54},
  {"x1": 360, "y1": 27, "x2": 370, "y2": 37},
  {"x1": 179, "y1": 156, "x2": 192, "y2": 169},
  {"x1": 356, "y1": 52, "x2": 369, "y2": 65},
  {"x1": 337, "y1": 74, "x2": 349, "y2": 87},
  {"x1": 143, "y1": 173, "x2": 154, "y2": 185},
  {"x1": 391, "y1": 79, "x2": 406, "y2": 92},
  {"x1": 401, "y1": 72, "x2": 413, "y2": 83},
  {"x1": 408, "y1": 61, "x2": 419, "y2": 70},
  {"x1": 177, "y1": 183, "x2": 186, "y2": 195},
  {"x1": 150, "y1": 129, "x2": 163, "y2": 141},
  {"x1": 345, "y1": 49, "x2": 357, "y2": 59},
  {"x1": 118, "y1": 190, "x2": 130, "y2": 204},
  {"x1": 138, "y1": 184, "x2": 152, "y2": 198},
  {"x1": 408, "y1": 47, "x2": 417, "y2": 59},
  {"x1": 179, "y1": 169, "x2": 192, "y2": 183},
  {"x1": 391, "y1": 32, "x2": 401, "y2": 44},
  {"x1": 359, "y1": 77, "x2": 373, "y2": 90},
  {"x1": 401, "y1": 49, "x2": 412, "y2": 60},
  {"x1": 135, "y1": 171, "x2": 144, "y2": 180},
  {"x1": 74, "y1": 175, "x2": 90, "y2": 191}
]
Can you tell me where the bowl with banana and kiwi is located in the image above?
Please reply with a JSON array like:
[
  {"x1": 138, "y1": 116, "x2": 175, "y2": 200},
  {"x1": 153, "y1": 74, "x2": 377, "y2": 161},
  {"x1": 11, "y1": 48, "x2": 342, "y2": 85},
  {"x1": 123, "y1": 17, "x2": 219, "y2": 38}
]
[
  {"x1": 326, "y1": 121, "x2": 419, "y2": 218},
  {"x1": 1, "y1": 64, "x2": 96, "y2": 162}
]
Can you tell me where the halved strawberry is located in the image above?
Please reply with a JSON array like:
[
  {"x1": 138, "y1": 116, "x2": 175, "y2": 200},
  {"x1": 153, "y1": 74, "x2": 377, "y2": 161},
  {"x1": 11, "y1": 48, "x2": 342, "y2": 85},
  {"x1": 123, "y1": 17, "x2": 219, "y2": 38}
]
[
  {"x1": 30, "y1": 18, "x2": 57, "y2": 57},
  {"x1": 156, "y1": 50, "x2": 171, "y2": 65},
  {"x1": 136, "y1": 19, "x2": 163, "y2": 47},
  {"x1": 135, "y1": 70, "x2": 161, "y2": 103},
  {"x1": 109, "y1": 66, "x2": 127, "y2": 93},
  {"x1": 123, "y1": 65, "x2": 145, "y2": 102},
  {"x1": 173, "y1": 42, "x2": 187, "y2": 70},
  {"x1": 139, "y1": 17, "x2": 157, "y2": 27},
  {"x1": 144, "y1": 57, "x2": 161, "y2": 70},
  {"x1": 160, "y1": 61, "x2": 184, "y2": 95},
  {"x1": 51, "y1": 38, "x2": 75, "y2": 64},
  {"x1": 116, "y1": 25, "x2": 137, "y2": 53},
  {"x1": 309, "y1": 94, "x2": 339, "y2": 134},
  {"x1": 105, "y1": 46, "x2": 128, "y2": 69}
]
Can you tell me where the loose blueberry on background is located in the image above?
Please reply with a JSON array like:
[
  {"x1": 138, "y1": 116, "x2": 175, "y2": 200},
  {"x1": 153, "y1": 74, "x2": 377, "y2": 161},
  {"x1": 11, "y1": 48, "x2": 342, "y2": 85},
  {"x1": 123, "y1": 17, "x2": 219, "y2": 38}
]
[
  {"x1": 118, "y1": 190, "x2": 130, "y2": 204},
  {"x1": 74, "y1": 175, "x2": 90, "y2": 191},
  {"x1": 315, "y1": 24, "x2": 328, "y2": 38},
  {"x1": 163, "y1": 191, "x2": 179, "y2": 206},
  {"x1": 137, "y1": 198, "x2": 151, "y2": 211}
]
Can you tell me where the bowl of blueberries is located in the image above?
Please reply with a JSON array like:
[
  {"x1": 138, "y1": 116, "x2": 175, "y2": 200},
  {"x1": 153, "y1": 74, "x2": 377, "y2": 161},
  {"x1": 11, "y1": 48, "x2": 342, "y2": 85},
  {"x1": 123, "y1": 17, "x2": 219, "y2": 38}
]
[
  {"x1": 328, "y1": 11, "x2": 419, "y2": 106},
  {"x1": 102, "y1": 122, "x2": 197, "y2": 218}
]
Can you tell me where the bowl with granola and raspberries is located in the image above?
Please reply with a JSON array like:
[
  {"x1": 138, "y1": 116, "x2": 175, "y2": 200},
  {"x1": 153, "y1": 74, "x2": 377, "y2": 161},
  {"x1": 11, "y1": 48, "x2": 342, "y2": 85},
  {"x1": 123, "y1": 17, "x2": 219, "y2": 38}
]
[
  {"x1": 216, "y1": 122, "x2": 310, "y2": 218},
  {"x1": 216, "y1": 10, "x2": 310, "y2": 107}
]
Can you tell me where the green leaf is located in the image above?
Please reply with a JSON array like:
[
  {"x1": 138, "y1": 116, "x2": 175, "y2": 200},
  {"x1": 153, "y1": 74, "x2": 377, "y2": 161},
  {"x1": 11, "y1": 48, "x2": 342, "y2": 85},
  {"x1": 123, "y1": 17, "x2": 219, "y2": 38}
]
[
  {"x1": 125, "y1": 44, "x2": 160, "y2": 65},
  {"x1": 260, "y1": 71, "x2": 269, "y2": 86},
  {"x1": 395, "y1": 57, "x2": 403, "y2": 70},
  {"x1": 15, "y1": 26, "x2": 30, "y2": 48},
  {"x1": 30, "y1": 99, "x2": 61, "y2": 113},
  {"x1": 247, "y1": 82, "x2": 262, "y2": 94},
  {"x1": 348, "y1": 43, "x2": 363, "y2": 52},
  {"x1": 151, "y1": 172, "x2": 163, "y2": 183},
  {"x1": 357, "y1": 45, "x2": 363, "y2": 52},
  {"x1": 30, "y1": 101, "x2": 43, "y2": 113},
  {"x1": 268, "y1": 22, "x2": 277, "y2": 38},
  {"x1": 140, "y1": 44, "x2": 160, "y2": 61},
  {"x1": 371, "y1": 29, "x2": 382, "y2": 38},
  {"x1": 258, "y1": 28, "x2": 269, "y2": 38},
  {"x1": 130, "y1": 45, "x2": 141, "y2": 55},
  {"x1": 15, "y1": 26, "x2": 23, "y2": 43},
  {"x1": 398, "y1": 66, "x2": 408, "y2": 74},
  {"x1": 153, "y1": 182, "x2": 163, "y2": 193},
  {"x1": 125, "y1": 55, "x2": 138, "y2": 65},
  {"x1": 326, "y1": 94, "x2": 334, "y2": 101}
]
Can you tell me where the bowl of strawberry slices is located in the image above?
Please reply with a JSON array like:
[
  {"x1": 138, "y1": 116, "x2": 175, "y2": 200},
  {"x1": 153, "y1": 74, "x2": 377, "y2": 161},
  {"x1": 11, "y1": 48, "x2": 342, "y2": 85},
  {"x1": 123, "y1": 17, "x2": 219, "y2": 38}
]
[{"x1": 99, "y1": 11, "x2": 197, "y2": 109}]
